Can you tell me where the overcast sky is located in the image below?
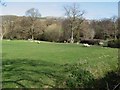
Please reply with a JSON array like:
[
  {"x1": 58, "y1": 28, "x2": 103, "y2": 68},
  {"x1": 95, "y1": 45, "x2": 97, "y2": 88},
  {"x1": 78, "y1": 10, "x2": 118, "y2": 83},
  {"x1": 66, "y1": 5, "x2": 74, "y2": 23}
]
[{"x1": 0, "y1": 0, "x2": 119, "y2": 20}]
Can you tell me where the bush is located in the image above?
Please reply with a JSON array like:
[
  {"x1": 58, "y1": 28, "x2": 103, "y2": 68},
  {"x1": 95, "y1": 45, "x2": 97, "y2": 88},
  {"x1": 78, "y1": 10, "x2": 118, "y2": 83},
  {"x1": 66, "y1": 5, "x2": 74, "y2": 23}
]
[
  {"x1": 101, "y1": 40, "x2": 108, "y2": 47},
  {"x1": 80, "y1": 39, "x2": 100, "y2": 45},
  {"x1": 44, "y1": 24, "x2": 62, "y2": 42},
  {"x1": 66, "y1": 68, "x2": 94, "y2": 88},
  {"x1": 55, "y1": 63, "x2": 94, "y2": 88},
  {"x1": 107, "y1": 39, "x2": 120, "y2": 48},
  {"x1": 94, "y1": 71, "x2": 120, "y2": 89}
]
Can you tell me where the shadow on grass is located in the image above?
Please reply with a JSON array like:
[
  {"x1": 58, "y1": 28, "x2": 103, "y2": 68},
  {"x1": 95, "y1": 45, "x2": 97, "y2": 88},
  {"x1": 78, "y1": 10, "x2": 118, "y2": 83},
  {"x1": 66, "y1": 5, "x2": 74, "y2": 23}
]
[
  {"x1": 93, "y1": 71, "x2": 120, "y2": 90},
  {"x1": 3, "y1": 59, "x2": 120, "y2": 89},
  {"x1": 2, "y1": 59, "x2": 66, "y2": 88},
  {"x1": 57, "y1": 64, "x2": 120, "y2": 89}
]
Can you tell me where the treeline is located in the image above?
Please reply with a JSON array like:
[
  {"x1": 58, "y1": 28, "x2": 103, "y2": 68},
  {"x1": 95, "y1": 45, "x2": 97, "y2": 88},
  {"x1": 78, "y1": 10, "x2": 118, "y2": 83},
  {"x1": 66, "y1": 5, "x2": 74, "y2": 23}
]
[{"x1": 1, "y1": 15, "x2": 119, "y2": 42}]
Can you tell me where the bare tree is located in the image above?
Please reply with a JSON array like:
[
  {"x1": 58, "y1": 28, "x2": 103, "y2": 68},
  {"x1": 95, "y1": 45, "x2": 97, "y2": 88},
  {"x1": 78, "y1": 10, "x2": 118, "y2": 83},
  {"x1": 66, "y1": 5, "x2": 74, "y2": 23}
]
[
  {"x1": 64, "y1": 3, "x2": 84, "y2": 43},
  {"x1": 25, "y1": 8, "x2": 41, "y2": 40},
  {"x1": 44, "y1": 23, "x2": 62, "y2": 42},
  {"x1": 0, "y1": 20, "x2": 15, "y2": 40},
  {"x1": 111, "y1": 16, "x2": 118, "y2": 40},
  {"x1": 0, "y1": 21, "x2": 7, "y2": 40},
  {"x1": 0, "y1": 0, "x2": 7, "y2": 40},
  {"x1": 0, "y1": 0, "x2": 7, "y2": 6},
  {"x1": 81, "y1": 20, "x2": 95, "y2": 39}
]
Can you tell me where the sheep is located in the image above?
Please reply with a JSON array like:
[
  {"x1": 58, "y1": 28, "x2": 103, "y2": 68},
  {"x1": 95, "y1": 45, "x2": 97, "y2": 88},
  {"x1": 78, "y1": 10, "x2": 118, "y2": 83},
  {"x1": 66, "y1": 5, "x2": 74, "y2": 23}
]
[
  {"x1": 83, "y1": 43, "x2": 90, "y2": 47},
  {"x1": 34, "y1": 40, "x2": 38, "y2": 42},
  {"x1": 37, "y1": 41, "x2": 41, "y2": 44},
  {"x1": 7, "y1": 40, "x2": 10, "y2": 41},
  {"x1": 76, "y1": 42, "x2": 79, "y2": 45},
  {"x1": 34, "y1": 40, "x2": 41, "y2": 44},
  {"x1": 28, "y1": 39, "x2": 32, "y2": 41},
  {"x1": 99, "y1": 42, "x2": 104, "y2": 46}
]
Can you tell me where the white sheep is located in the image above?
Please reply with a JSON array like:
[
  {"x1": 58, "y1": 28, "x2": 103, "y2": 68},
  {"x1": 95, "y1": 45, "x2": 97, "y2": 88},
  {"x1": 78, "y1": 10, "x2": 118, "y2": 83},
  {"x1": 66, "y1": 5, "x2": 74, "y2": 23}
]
[
  {"x1": 99, "y1": 42, "x2": 104, "y2": 45},
  {"x1": 7, "y1": 40, "x2": 10, "y2": 41},
  {"x1": 83, "y1": 43, "x2": 90, "y2": 47},
  {"x1": 34, "y1": 40, "x2": 38, "y2": 42},
  {"x1": 37, "y1": 41, "x2": 41, "y2": 44},
  {"x1": 28, "y1": 39, "x2": 32, "y2": 41},
  {"x1": 76, "y1": 42, "x2": 79, "y2": 45}
]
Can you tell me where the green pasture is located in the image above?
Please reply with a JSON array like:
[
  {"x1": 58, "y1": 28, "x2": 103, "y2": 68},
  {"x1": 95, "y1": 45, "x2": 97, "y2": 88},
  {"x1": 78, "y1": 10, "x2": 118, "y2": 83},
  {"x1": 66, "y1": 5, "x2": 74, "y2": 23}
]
[{"x1": 2, "y1": 40, "x2": 118, "y2": 88}]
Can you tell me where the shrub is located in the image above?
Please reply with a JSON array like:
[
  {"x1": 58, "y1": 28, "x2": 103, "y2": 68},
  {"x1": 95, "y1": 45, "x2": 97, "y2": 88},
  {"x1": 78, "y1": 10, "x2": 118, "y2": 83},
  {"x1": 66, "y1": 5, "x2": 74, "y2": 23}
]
[
  {"x1": 66, "y1": 68, "x2": 94, "y2": 88},
  {"x1": 44, "y1": 24, "x2": 62, "y2": 42},
  {"x1": 107, "y1": 39, "x2": 120, "y2": 48},
  {"x1": 55, "y1": 63, "x2": 94, "y2": 88},
  {"x1": 80, "y1": 39, "x2": 100, "y2": 45},
  {"x1": 102, "y1": 40, "x2": 108, "y2": 47},
  {"x1": 94, "y1": 71, "x2": 120, "y2": 89}
]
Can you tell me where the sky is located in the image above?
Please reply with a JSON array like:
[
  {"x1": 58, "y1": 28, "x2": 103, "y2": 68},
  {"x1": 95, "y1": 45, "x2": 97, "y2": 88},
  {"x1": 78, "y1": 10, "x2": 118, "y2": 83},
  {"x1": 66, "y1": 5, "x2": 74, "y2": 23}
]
[
  {"x1": 0, "y1": 0, "x2": 119, "y2": 20},
  {"x1": 1, "y1": 0, "x2": 120, "y2": 2}
]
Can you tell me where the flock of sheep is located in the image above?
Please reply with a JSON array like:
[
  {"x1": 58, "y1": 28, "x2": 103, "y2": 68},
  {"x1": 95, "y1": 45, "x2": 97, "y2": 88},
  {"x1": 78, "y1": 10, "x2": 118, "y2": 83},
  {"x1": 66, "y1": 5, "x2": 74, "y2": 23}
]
[
  {"x1": 28, "y1": 39, "x2": 41, "y2": 44},
  {"x1": 7, "y1": 39, "x2": 104, "y2": 47}
]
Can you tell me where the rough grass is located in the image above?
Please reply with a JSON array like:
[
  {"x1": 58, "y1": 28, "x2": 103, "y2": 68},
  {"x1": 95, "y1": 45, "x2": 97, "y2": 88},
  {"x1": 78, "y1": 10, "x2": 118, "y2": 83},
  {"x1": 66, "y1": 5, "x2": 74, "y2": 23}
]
[{"x1": 2, "y1": 40, "x2": 118, "y2": 88}]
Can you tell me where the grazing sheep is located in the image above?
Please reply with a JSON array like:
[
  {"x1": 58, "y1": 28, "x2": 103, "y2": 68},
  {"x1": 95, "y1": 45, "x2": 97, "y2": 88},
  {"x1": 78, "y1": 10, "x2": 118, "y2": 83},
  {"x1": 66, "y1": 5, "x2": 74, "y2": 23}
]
[
  {"x1": 83, "y1": 43, "x2": 90, "y2": 47},
  {"x1": 64, "y1": 41, "x2": 67, "y2": 43},
  {"x1": 7, "y1": 40, "x2": 10, "y2": 41},
  {"x1": 99, "y1": 42, "x2": 104, "y2": 45},
  {"x1": 28, "y1": 39, "x2": 32, "y2": 41},
  {"x1": 76, "y1": 42, "x2": 79, "y2": 45},
  {"x1": 37, "y1": 41, "x2": 41, "y2": 44},
  {"x1": 34, "y1": 40, "x2": 38, "y2": 42}
]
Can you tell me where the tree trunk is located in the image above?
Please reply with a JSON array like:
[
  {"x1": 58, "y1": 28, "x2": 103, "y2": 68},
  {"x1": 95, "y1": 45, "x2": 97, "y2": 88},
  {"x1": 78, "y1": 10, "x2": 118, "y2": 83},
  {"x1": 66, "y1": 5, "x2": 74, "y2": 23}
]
[
  {"x1": 114, "y1": 30, "x2": 117, "y2": 40},
  {"x1": 31, "y1": 24, "x2": 35, "y2": 40},
  {"x1": 114, "y1": 23, "x2": 117, "y2": 40},
  {"x1": 0, "y1": 34, "x2": 3, "y2": 40},
  {"x1": 31, "y1": 35, "x2": 34, "y2": 40},
  {"x1": 70, "y1": 30, "x2": 74, "y2": 43},
  {"x1": 76, "y1": 30, "x2": 80, "y2": 43}
]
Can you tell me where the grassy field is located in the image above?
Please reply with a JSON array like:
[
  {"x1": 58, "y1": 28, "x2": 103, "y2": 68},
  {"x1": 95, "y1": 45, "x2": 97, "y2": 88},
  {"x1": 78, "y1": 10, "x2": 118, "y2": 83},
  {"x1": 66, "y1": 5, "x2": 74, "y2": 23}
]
[{"x1": 2, "y1": 40, "x2": 118, "y2": 88}]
